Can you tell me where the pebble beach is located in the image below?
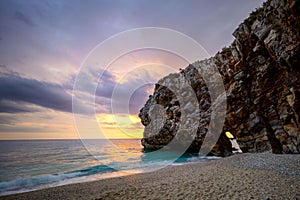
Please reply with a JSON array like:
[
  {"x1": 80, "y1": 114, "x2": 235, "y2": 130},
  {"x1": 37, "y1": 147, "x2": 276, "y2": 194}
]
[{"x1": 1, "y1": 153, "x2": 300, "y2": 200}]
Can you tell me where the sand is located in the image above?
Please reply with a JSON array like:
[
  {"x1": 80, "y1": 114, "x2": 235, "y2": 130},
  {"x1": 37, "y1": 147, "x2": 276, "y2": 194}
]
[{"x1": 1, "y1": 153, "x2": 300, "y2": 200}]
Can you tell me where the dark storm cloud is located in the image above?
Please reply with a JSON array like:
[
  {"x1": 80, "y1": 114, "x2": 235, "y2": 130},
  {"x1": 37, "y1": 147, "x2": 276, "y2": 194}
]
[{"x1": 0, "y1": 73, "x2": 72, "y2": 113}]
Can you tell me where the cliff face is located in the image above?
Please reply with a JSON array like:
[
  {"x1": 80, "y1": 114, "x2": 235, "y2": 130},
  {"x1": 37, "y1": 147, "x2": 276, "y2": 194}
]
[{"x1": 139, "y1": 0, "x2": 300, "y2": 156}]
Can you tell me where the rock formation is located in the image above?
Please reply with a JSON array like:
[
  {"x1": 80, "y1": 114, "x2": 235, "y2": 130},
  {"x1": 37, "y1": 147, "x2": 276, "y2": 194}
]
[{"x1": 139, "y1": 0, "x2": 300, "y2": 156}]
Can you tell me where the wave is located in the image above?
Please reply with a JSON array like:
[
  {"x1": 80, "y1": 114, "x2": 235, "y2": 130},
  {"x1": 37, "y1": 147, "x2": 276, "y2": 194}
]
[
  {"x1": 0, "y1": 154, "x2": 221, "y2": 196},
  {"x1": 0, "y1": 164, "x2": 115, "y2": 196}
]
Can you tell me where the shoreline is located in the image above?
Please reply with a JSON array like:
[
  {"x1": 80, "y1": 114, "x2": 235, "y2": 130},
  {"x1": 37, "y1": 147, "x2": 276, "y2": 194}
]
[
  {"x1": 0, "y1": 154, "x2": 222, "y2": 197},
  {"x1": 1, "y1": 153, "x2": 300, "y2": 199},
  {"x1": 0, "y1": 155, "x2": 221, "y2": 197}
]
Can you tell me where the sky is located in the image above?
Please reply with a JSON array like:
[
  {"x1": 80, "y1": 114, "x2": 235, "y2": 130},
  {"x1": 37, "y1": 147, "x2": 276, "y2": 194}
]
[{"x1": 0, "y1": 0, "x2": 264, "y2": 140}]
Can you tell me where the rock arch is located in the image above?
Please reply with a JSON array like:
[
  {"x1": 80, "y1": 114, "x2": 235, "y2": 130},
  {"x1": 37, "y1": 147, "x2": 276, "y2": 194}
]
[{"x1": 139, "y1": 0, "x2": 300, "y2": 155}]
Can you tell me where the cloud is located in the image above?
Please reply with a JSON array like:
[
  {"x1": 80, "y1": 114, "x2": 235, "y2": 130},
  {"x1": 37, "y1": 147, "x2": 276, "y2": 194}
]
[
  {"x1": 0, "y1": 100, "x2": 37, "y2": 113},
  {"x1": 14, "y1": 11, "x2": 36, "y2": 27},
  {"x1": 0, "y1": 125, "x2": 48, "y2": 133},
  {"x1": 96, "y1": 70, "x2": 117, "y2": 99},
  {"x1": 73, "y1": 67, "x2": 155, "y2": 115},
  {"x1": 0, "y1": 73, "x2": 72, "y2": 113},
  {"x1": 0, "y1": 68, "x2": 152, "y2": 118},
  {"x1": 129, "y1": 84, "x2": 154, "y2": 115},
  {"x1": 0, "y1": 64, "x2": 20, "y2": 77},
  {"x1": 74, "y1": 68, "x2": 118, "y2": 99},
  {"x1": 0, "y1": 114, "x2": 17, "y2": 125}
]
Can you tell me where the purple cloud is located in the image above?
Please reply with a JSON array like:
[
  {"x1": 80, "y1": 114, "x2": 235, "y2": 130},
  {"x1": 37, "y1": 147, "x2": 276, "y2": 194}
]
[
  {"x1": 0, "y1": 73, "x2": 72, "y2": 113},
  {"x1": 96, "y1": 70, "x2": 117, "y2": 99},
  {"x1": 14, "y1": 11, "x2": 36, "y2": 27}
]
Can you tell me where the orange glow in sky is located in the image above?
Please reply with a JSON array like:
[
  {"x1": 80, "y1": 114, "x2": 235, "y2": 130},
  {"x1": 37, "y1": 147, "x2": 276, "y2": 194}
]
[{"x1": 97, "y1": 114, "x2": 144, "y2": 139}]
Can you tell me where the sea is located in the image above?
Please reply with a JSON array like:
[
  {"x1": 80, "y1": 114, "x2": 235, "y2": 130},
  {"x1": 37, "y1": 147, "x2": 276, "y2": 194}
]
[{"x1": 0, "y1": 139, "x2": 221, "y2": 196}]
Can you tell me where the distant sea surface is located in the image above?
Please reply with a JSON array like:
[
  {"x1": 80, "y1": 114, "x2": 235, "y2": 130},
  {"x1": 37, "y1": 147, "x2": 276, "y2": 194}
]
[{"x1": 0, "y1": 139, "x2": 220, "y2": 196}]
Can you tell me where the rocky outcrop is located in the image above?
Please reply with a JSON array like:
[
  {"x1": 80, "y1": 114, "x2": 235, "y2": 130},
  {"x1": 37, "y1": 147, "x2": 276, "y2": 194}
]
[{"x1": 139, "y1": 0, "x2": 300, "y2": 155}]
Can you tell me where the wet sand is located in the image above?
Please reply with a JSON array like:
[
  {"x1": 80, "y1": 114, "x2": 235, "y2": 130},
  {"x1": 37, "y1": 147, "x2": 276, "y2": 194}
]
[{"x1": 1, "y1": 153, "x2": 300, "y2": 200}]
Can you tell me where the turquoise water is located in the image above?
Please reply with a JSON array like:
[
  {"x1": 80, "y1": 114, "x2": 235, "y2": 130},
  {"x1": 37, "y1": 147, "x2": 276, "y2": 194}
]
[{"x1": 0, "y1": 139, "x2": 220, "y2": 196}]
